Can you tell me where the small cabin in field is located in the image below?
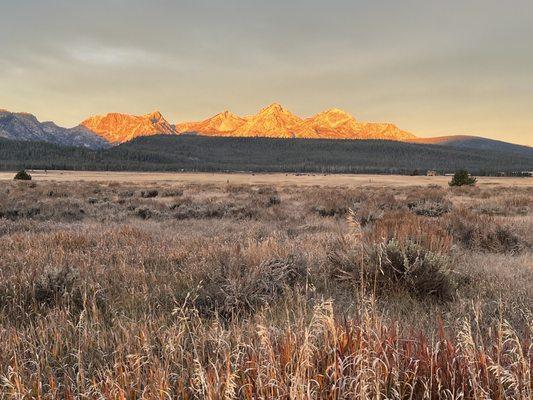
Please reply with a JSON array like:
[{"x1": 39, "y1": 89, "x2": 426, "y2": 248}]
[{"x1": 426, "y1": 170, "x2": 437, "y2": 176}]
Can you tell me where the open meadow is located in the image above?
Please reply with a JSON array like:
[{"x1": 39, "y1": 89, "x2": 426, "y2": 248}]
[
  {"x1": 0, "y1": 173, "x2": 531, "y2": 398},
  {"x1": 1, "y1": 170, "x2": 532, "y2": 187}
]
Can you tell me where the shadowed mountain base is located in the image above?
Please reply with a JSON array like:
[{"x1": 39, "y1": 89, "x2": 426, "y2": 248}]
[{"x1": 0, "y1": 135, "x2": 531, "y2": 174}]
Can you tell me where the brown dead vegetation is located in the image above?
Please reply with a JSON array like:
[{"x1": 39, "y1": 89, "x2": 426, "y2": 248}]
[{"x1": 0, "y1": 180, "x2": 531, "y2": 398}]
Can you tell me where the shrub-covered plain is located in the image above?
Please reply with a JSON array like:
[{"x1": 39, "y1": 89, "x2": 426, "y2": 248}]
[{"x1": 0, "y1": 180, "x2": 531, "y2": 399}]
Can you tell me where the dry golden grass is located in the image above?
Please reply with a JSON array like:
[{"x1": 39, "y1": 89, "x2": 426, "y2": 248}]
[
  {"x1": 1, "y1": 170, "x2": 533, "y2": 187},
  {"x1": 0, "y1": 179, "x2": 531, "y2": 399}
]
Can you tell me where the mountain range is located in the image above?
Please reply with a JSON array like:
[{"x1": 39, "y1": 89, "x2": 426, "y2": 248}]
[
  {"x1": 1, "y1": 104, "x2": 414, "y2": 148},
  {"x1": 0, "y1": 109, "x2": 108, "y2": 149},
  {"x1": 0, "y1": 105, "x2": 530, "y2": 157},
  {"x1": 175, "y1": 104, "x2": 414, "y2": 141}
]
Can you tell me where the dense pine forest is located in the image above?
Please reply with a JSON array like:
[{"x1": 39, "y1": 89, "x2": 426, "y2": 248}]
[{"x1": 0, "y1": 135, "x2": 531, "y2": 174}]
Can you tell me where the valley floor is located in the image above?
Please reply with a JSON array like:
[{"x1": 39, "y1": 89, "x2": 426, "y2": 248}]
[{"x1": 1, "y1": 169, "x2": 532, "y2": 187}]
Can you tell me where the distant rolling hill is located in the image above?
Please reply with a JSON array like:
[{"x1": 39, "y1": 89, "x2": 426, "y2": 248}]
[
  {"x1": 409, "y1": 135, "x2": 532, "y2": 157},
  {"x1": 1, "y1": 135, "x2": 531, "y2": 174}
]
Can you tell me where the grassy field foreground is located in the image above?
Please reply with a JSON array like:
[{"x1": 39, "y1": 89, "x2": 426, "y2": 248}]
[{"x1": 0, "y1": 179, "x2": 531, "y2": 399}]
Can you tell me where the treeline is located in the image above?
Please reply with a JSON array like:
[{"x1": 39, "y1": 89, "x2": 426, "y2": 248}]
[{"x1": 0, "y1": 135, "x2": 531, "y2": 175}]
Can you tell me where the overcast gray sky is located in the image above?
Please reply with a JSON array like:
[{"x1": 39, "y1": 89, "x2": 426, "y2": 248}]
[{"x1": 1, "y1": 0, "x2": 532, "y2": 145}]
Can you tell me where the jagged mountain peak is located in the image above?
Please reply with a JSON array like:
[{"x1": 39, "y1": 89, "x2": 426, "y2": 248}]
[
  {"x1": 147, "y1": 110, "x2": 164, "y2": 121},
  {"x1": 81, "y1": 111, "x2": 174, "y2": 143},
  {"x1": 259, "y1": 103, "x2": 291, "y2": 114},
  {"x1": 175, "y1": 109, "x2": 246, "y2": 135},
  {"x1": 216, "y1": 110, "x2": 239, "y2": 119},
  {"x1": 309, "y1": 108, "x2": 356, "y2": 126},
  {"x1": 231, "y1": 103, "x2": 310, "y2": 138}
]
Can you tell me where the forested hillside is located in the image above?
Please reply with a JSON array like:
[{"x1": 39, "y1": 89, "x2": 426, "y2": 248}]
[
  {"x1": 1, "y1": 135, "x2": 531, "y2": 174},
  {"x1": 410, "y1": 135, "x2": 532, "y2": 156}
]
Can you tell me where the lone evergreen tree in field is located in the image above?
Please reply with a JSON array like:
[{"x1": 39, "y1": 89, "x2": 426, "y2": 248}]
[
  {"x1": 449, "y1": 169, "x2": 476, "y2": 186},
  {"x1": 14, "y1": 170, "x2": 32, "y2": 180}
]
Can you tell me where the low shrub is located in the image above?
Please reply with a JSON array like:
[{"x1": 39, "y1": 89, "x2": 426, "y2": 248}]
[
  {"x1": 268, "y1": 195, "x2": 281, "y2": 206},
  {"x1": 136, "y1": 207, "x2": 155, "y2": 220},
  {"x1": 311, "y1": 189, "x2": 367, "y2": 218},
  {"x1": 13, "y1": 170, "x2": 32, "y2": 180},
  {"x1": 34, "y1": 266, "x2": 81, "y2": 309},
  {"x1": 447, "y1": 210, "x2": 526, "y2": 253},
  {"x1": 328, "y1": 236, "x2": 456, "y2": 302},
  {"x1": 257, "y1": 186, "x2": 277, "y2": 195},
  {"x1": 405, "y1": 187, "x2": 452, "y2": 217},
  {"x1": 119, "y1": 190, "x2": 135, "y2": 198},
  {"x1": 315, "y1": 204, "x2": 346, "y2": 217},
  {"x1": 408, "y1": 200, "x2": 452, "y2": 217},
  {"x1": 171, "y1": 200, "x2": 260, "y2": 220},
  {"x1": 140, "y1": 190, "x2": 159, "y2": 198},
  {"x1": 225, "y1": 183, "x2": 254, "y2": 194},
  {"x1": 193, "y1": 253, "x2": 304, "y2": 318},
  {"x1": 368, "y1": 239, "x2": 455, "y2": 301},
  {"x1": 47, "y1": 190, "x2": 68, "y2": 198},
  {"x1": 161, "y1": 188, "x2": 183, "y2": 197}
]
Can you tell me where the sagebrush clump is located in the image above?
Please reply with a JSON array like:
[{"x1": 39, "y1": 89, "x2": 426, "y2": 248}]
[
  {"x1": 368, "y1": 239, "x2": 456, "y2": 301},
  {"x1": 447, "y1": 210, "x2": 527, "y2": 253}
]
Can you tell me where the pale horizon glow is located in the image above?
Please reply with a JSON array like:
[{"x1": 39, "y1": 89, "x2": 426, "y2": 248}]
[{"x1": 1, "y1": 0, "x2": 532, "y2": 146}]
